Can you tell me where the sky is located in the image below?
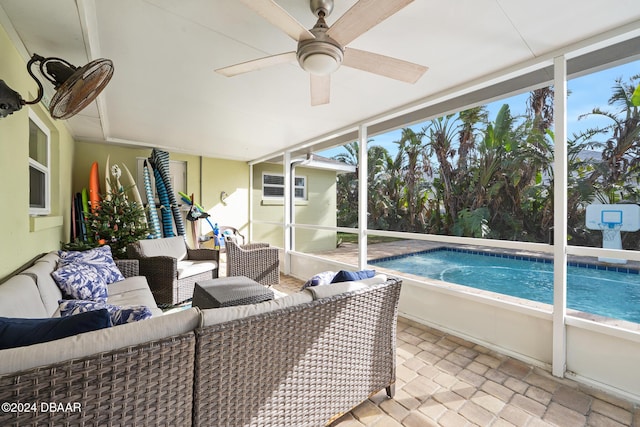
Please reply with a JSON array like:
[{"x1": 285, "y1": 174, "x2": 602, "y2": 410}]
[{"x1": 319, "y1": 60, "x2": 639, "y2": 159}]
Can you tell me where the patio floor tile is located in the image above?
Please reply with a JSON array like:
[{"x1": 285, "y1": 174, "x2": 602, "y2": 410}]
[{"x1": 273, "y1": 271, "x2": 638, "y2": 426}]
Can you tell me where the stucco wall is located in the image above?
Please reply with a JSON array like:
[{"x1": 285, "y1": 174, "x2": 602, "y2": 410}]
[
  {"x1": 252, "y1": 162, "x2": 337, "y2": 252},
  {"x1": 0, "y1": 24, "x2": 75, "y2": 279}
]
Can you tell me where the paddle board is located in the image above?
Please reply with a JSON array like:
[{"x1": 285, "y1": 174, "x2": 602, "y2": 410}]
[{"x1": 88, "y1": 161, "x2": 101, "y2": 213}]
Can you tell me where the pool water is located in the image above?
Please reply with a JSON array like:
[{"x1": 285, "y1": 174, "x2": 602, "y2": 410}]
[{"x1": 370, "y1": 248, "x2": 640, "y2": 324}]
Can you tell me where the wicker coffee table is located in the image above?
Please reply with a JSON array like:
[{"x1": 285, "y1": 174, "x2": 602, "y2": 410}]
[{"x1": 192, "y1": 276, "x2": 274, "y2": 308}]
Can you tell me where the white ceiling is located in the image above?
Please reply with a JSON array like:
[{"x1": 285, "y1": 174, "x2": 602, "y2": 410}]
[{"x1": 2, "y1": 0, "x2": 640, "y2": 162}]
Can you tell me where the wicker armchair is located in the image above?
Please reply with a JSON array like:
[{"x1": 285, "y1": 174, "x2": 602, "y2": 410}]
[
  {"x1": 220, "y1": 226, "x2": 245, "y2": 245},
  {"x1": 202, "y1": 226, "x2": 245, "y2": 252},
  {"x1": 127, "y1": 236, "x2": 219, "y2": 305},
  {"x1": 224, "y1": 238, "x2": 279, "y2": 286}
]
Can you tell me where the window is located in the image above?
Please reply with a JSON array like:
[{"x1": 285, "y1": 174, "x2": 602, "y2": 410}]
[
  {"x1": 28, "y1": 110, "x2": 50, "y2": 215},
  {"x1": 262, "y1": 173, "x2": 306, "y2": 200}
]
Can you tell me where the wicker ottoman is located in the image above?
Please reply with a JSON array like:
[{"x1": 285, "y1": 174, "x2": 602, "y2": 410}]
[{"x1": 192, "y1": 276, "x2": 274, "y2": 308}]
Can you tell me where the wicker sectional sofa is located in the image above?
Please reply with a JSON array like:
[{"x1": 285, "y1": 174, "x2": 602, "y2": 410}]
[{"x1": 0, "y1": 251, "x2": 402, "y2": 427}]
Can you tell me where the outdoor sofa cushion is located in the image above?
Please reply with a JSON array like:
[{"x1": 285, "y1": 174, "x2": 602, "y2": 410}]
[
  {"x1": 0, "y1": 307, "x2": 200, "y2": 375},
  {"x1": 0, "y1": 309, "x2": 112, "y2": 349},
  {"x1": 136, "y1": 236, "x2": 188, "y2": 260}
]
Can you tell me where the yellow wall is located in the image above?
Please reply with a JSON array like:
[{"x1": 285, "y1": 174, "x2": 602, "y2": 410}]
[
  {"x1": 252, "y1": 162, "x2": 337, "y2": 252},
  {"x1": 200, "y1": 156, "x2": 250, "y2": 238},
  {"x1": 0, "y1": 24, "x2": 75, "y2": 278}
]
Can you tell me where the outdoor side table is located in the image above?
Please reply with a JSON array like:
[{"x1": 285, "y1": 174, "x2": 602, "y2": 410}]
[{"x1": 192, "y1": 276, "x2": 274, "y2": 308}]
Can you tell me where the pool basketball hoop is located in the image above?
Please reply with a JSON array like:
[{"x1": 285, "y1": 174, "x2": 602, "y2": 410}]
[
  {"x1": 585, "y1": 204, "x2": 640, "y2": 264},
  {"x1": 602, "y1": 222, "x2": 623, "y2": 242}
]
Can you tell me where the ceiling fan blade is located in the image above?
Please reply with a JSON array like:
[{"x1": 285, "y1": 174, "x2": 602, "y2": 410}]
[
  {"x1": 343, "y1": 48, "x2": 427, "y2": 84},
  {"x1": 310, "y1": 74, "x2": 330, "y2": 106},
  {"x1": 326, "y1": 0, "x2": 414, "y2": 46},
  {"x1": 239, "y1": 0, "x2": 315, "y2": 42},
  {"x1": 215, "y1": 52, "x2": 297, "y2": 77}
]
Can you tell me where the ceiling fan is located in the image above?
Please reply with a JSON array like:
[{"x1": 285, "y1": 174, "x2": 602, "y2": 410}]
[{"x1": 215, "y1": 0, "x2": 428, "y2": 106}]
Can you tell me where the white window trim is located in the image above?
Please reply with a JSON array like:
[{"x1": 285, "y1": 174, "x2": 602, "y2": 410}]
[
  {"x1": 293, "y1": 175, "x2": 307, "y2": 200},
  {"x1": 28, "y1": 109, "x2": 51, "y2": 215},
  {"x1": 262, "y1": 172, "x2": 307, "y2": 200}
]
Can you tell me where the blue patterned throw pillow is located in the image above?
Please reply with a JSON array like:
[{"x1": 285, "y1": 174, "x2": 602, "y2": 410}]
[
  {"x1": 330, "y1": 269, "x2": 376, "y2": 283},
  {"x1": 58, "y1": 245, "x2": 125, "y2": 284},
  {"x1": 59, "y1": 300, "x2": 152, "y2": 325},
  {"x1": 301, "y1": 271, "x2": 337, "y2": 290},
  {"x1": 52, "y1": 263, "x2": 108, "y2": 302}
]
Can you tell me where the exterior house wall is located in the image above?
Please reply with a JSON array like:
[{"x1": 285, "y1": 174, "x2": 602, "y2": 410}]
[
  {"x1": 0, "y1": 24, "x2": 75, "y2": 279},
  {"x1": 199, "y1": 156, "x2": 250, "y2": 240},
  {"x1": 252, "y1": 162, "x2": 337, "y2": 252}
]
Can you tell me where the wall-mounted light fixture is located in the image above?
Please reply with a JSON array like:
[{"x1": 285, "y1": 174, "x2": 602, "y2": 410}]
[{"x1": 0, "y1": 53, "x2": 113, "y2": 119}]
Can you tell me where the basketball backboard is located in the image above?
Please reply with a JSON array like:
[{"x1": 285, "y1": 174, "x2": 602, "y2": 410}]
[
  {"x1": 585, "y1": 203, "x2": 640, "y2": 264},
  {"x1": 585, "y1": 204, "x2": 640, "y2": 232}
]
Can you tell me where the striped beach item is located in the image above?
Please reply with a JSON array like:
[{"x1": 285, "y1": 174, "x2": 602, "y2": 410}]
[
  {"x1": 143, "y1": 160, "x2": 162, "y2": 238},
  {"x1": 151, "y1": 149, "x2": 186, "y2": 236},
  {"x1": 153, "y1": 165, "x2": 175, "y2": 238}
]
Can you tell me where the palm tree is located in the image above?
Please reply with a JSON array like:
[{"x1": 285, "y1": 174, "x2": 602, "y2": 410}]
[
  {"x1": 572, "y1": 76, "x2": 640, "y2": 202},
  {"x1": 423, "y1": 115, "x2": 460, "y2": 231},
  {"x1": 394, "y1": 128, "x2": 431, "y2": 230}
]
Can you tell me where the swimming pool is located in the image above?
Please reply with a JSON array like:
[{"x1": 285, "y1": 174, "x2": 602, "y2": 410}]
[{"x1": 370, "y1": 248, "x2": 640, "y2": 324}]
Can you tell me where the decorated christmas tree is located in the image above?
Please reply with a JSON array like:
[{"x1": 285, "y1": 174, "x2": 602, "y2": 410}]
[{"x1": 63, "y1": 179, "x2": 150, "y2": 258}]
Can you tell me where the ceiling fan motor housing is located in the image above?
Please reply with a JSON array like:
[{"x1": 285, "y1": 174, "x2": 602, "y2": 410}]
[
  {"x1": 310, "y1": 0, "x2": 334, "y2": 18},
  {"x1": 296, "y1": 17, "x2": 344, "y2": 75}
]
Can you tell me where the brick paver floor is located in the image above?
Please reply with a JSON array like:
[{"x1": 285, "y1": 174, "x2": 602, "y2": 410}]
[{"x1": 274, "y1": 273, "x2": 640, "y2": 427}]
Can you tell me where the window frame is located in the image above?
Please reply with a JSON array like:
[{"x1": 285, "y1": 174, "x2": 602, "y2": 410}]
[
  {"x1": 262, "y1": 172, "x2": 307, "y2": 200},
  {"x1": 28, "y1": 109, "x2": 51, "y2": 215}
]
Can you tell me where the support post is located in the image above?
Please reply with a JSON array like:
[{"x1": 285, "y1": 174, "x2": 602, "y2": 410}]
[
  {"x1": 358, "y1": 125, "x2": 368, "y2": 270},
  {"x1": 283, "y1": 151, "x2": 292, "y2": 275},
  {"x1": 552, "y1": 55, "x2": 568, "y2": 378}
]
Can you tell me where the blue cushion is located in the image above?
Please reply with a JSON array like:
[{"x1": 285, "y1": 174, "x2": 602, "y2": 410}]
[
  {"x1": 0, "y1": 309, "x2": 112, "y2": 350},
  {"x1": 330, "y1": 269, "x2": 376, "y2": 283},
  {"x1": 52, "y1": 262, "x2": 108, "y2": 302},
  {"x1": 58, "y1": 245, "x2": 125, "y2": 284},
  {"x1": 59, "y1": 300, "x2": 152, "y2": 326}
]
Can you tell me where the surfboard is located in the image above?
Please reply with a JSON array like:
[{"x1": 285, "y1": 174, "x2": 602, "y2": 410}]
[
  {"x1": 88, "y1": 161, "x2": 101, "y2": 213},
  {"x1": 71, "y1": 193, "x2": 77, "y2": 241},
  {"x1": 122, "y1": 163, "x2": 147, "y2": 225},
  {"x1": 151, "y1": 149, "x2": 186, "y2": 236},
  {"x1": 74, "y1": 192, "x2": 87, "y2": 241},
  {"x1": 143, "y1": 160, "x2": 162, "y2": 239},
  {"x1": 104, "y1": 155, "x2": 112, "y2": 201},
  {"x1": 110, "y1": 163, "x2": 126, "y2": 201},
  {"x1": 81, "y1": 188, "x2": 89, "y2": 215},
  {"x1": 80, "y1": 188, "x2": 90, "y2": 242},
  {"x1": 153, "y1": 165, "x2": 175, "y2": 238}
]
